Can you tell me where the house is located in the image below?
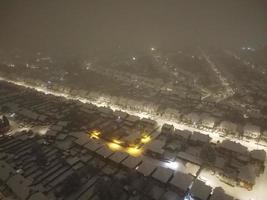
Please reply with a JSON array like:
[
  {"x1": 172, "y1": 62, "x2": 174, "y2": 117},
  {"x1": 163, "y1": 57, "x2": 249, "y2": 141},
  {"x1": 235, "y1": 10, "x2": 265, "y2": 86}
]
[
  {"x1": 125, "y1": 115, "x2": 140, "y2": 127},
  {"x1": 189, "y1": 180, "x2": 212, "y2": 200},
  {"x1": 238, "y1": 165, "x2": 256, "y2": 191},
  {"x1": 169, "y1": 171, "x2": 193, "y2": 195},
  {"x1": 152, "y1": 166, "x2": 173, "y2": 184},
  {"x1": 217, "y1": 167, "x2": 238, "y2": 186},
  {"x1": 174, "y1": 129, "x2": 191, "y2": 141},
  {"x1": 161, "y1": 124, "x2": 174, "y2": 136},
  {"x1": 160, "y1": 190, "x2": 182, "y2": 200},
  {"x1": 145, "y1": 140, "x2": 165, "y2": 158},
  {"x1": 200, "y1": 113, "x2": 217, "y2": 129},
  {"x1": 243, "y1": 124, "x2": 261, "y2": 139},
  {"x1": 261, "y1": 130, "x2": 267, "y2": 141},
  {"x1": 109, "y1": 151, "x2": 129, "y2": 164},
  {"x1": 177, "y1": 152, "x2": 202, "y2": 165},
  {"x1": 74, "y1": 135, "x2": 91, "y2": 146},
  {"x1": 189, "y1": 132, "x2": 211, "y2": 145},
  {"x1": 113, "y1": 110, "x2": 128, "y2": 119},
  {"x1": 96, "y1": 146, "x2": 114, "y2": 158},
  {"x1": 84, "y1": 140, "x2": 103, "y2": 152},
  {"x1": 217, "y1": 140, "x2": 248, "y2": 156},
  {"x1": 122, "y1": 156, "x2": 142, "y2": 169},
  {"x1": 139, "y1": 118, "x2": 157, "y2": 131},
  {"x1": 250, "y1": 149, "x2": 266, "y2": 172},
  {"x1": 163, "y1": 108, "x2": 181, "y2": 121},
  {"x1": 250, "y1": 149, "x2": 266, "y2": 164},
  {"x1": 137, "y1": 160, "x2": 157, "y2": 176},
  {"x1": 219, "y1": 121, "x2": 238, "y2": 136},
  {"x1": 183, "y1": 112, "x2": 200, "y2": 126},
  {"x1": 210, "y1": 187, "x2": 234, "y2": 200}
]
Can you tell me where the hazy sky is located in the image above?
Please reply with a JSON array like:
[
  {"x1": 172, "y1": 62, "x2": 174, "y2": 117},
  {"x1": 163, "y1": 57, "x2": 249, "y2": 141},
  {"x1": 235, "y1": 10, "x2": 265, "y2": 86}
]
[{"x1": 0, "y1": 0, "x2": 266, "y2": 53}]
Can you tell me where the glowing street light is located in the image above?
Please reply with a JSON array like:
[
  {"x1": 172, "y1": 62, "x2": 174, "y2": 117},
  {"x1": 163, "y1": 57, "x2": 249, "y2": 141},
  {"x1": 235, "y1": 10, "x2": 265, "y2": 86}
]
[
  {"x1": 89, "y1": 130, "x2": 101, "y2": 139},
  {"x1": 126, "y1": 146, "x2": 142, "y2": 157},
  {"x1": 112, "y1": 139, "x2": 123, "y2": 145},
  {"x1": 108, "y1": 142, "x2": 122, "y2": 151},
  {"x1": 140, "y1": 134, "x2": 151, "y2": 144},
  {"x1": 163, "y1": 161, "x2": 180, "y2": 171}
]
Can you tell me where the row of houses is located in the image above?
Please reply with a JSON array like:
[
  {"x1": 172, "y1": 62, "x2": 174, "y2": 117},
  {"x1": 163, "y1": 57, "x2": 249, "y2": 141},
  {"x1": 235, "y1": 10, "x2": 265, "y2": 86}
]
[
  {"x1": 70, "y1": 130, "x2": 233, "y2": 200},
  {"x1": 161, "y1": 107, "x2": 267, "y2": 142},
  {"x1": 159, "y1": 124, "x2": 267, "y2": 191}
]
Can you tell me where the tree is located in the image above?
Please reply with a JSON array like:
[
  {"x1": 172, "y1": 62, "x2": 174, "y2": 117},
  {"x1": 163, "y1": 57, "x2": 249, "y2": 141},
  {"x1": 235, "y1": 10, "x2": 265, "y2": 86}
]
[{"x1": 2, "y1": 115, "x2": 10, "y2": 127}]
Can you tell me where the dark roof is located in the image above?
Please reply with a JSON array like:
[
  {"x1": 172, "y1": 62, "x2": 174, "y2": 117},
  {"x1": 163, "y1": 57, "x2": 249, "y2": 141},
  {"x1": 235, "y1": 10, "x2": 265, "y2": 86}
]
[
  {"x1": 84, "y1": 140, "x2": 103, "y2": 152},
  {"x1": 250, "y1": 149, "x2": 266, "y2": 162},
  {"x1": 210, "y1": 187, "x2": 234, "y2": 200},
  {"x1": 160, "y1": 190, "x2": 183, "y2": 200},
  {"x1": 74, "y1": 135, "x2": 91, "y2": 146},
  {"x1": 152, "y1": 166, "x2": 173, "y2": 183},
  {"x1": 109, "y1": 151, "x2": 129, "y2": 163},
  {"x1": 137, "y1": 160, "x2": 157, "y2": 176},
  {"x1": 122, "y1": 156, "x2": 142, "y2": 169},
  {"x1": 170, "y1": 171, "x2": 193, "y2": 192},
  {"x1": 96, "y1": 146, "x2": 114, "y2": 158},
  {"x1": 190, "y1": 180, "x2": 212, "y2": 200},
  {"x1": 218, "y1": 140, "x2": 248, "y2": 155},
  {"x1": 190, "y1": 132, "x2": 210, "y2": 143},
  {"x1": 238, "y1": 165, "x2": 256, "y2": 184},
  {"x1": 174, "y1": 129, "x2": 191, "y2": 140}
]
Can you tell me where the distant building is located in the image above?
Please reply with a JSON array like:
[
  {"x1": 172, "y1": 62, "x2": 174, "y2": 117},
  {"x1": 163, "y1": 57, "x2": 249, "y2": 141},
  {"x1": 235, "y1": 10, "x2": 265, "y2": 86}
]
[
  {"x1": 261, "y1": 130, "x2": 267, "y2": 141},
  {"x1": 219, "y1": 121, "x2": 238, "y2": 136},
  {"x1": 161, "y1": 124, "x2": 174, "y2": 136},
  {"x1": 183, "y1": 112, "x2": 200, "y2": 126},
  {"x1": 200, "y1": 113, "x2": 217, "y2": 129},
  {"x1": 243, "y1": 124, "x2": 261, "y2": 139}
]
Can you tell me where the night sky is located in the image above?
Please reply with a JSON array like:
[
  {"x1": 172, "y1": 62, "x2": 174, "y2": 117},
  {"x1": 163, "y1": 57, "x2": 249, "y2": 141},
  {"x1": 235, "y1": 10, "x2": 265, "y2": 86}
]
[{"x1": 0, "y1": 0, "x2": 266, "y2": 53}]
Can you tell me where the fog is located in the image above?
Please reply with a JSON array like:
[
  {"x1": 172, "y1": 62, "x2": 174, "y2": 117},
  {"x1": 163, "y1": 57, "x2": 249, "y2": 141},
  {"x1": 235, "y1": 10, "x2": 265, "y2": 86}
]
[{"x1": 0, "y1": 0, "x2": 267, "y2": 54}]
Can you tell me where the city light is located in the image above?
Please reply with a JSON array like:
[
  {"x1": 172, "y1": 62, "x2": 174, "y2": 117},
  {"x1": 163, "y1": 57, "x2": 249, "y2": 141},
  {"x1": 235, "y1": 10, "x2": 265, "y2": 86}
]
[
  {"x1": 126, "y1": 146, "x2": 142, "y2": 157},
  {"x1": 112, "y1": 139, "x2": 123, "y2": 145},
  {"x1": 163, "y1": 161, "x2": 180, "y2": 171},
  {"x1": 140, "y1": 134, "x2": 151, "y2": 144},
  {"x1": 89, "y1": 130, "x2": 101, "y2": 139},
  {"x1": 107, "y1": 142, "x2": 122, "y2": 151}
]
